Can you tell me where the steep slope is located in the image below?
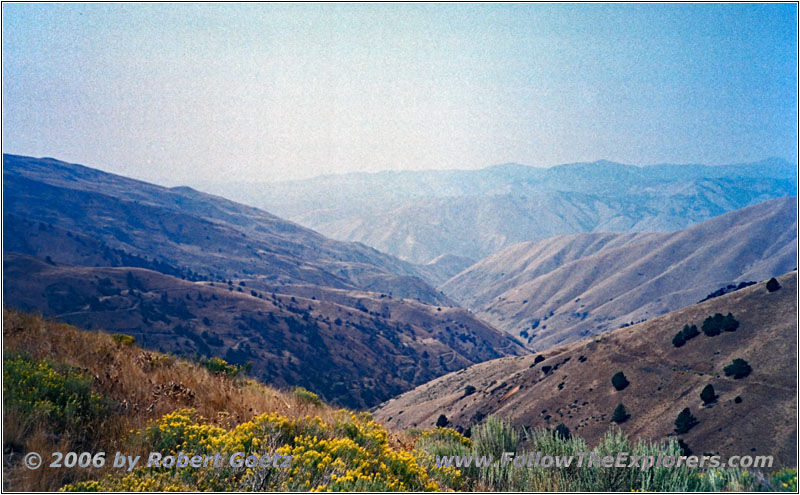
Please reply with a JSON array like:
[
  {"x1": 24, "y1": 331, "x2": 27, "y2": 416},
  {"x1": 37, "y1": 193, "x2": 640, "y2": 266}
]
[
  {"x1": 443, "y1": 197, "x2": 797, "y2": 350},
  {"x1": 3, "y1": 154, "x2": 446, "y2": 302},
  {"x1": 202, "y1": 159, "x2": 797, "y2": 263},
  {"x1": 375, "y1": 271, "x2": 798, "y2": 467},
  {"x1": 422, "y1": 254, "x2": 477, "y2": 286},
  {"x1": 3, "y1": 253, "x2": 525, "y2": 409},
  {"x1": 2, "y1": 309, "x2": 450, "y2": 492},
  {"x1": 441, "y1": 232, "x2": 658, "y2": 309},
  {"x1": 2, "y1": 154, "x2": 527, "y2": 408},
  {"x1": 6, "y1": 310, "x2": 778, "y2": 493}
]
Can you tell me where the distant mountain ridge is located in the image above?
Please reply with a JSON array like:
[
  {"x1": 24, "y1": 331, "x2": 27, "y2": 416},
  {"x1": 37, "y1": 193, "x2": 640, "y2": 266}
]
[
  {"x1": 442, "y1": 197, "x2": 797, "y2": 350},
  {"x1": 201, "y1": 158, "x2": 797, "y2": 263}
]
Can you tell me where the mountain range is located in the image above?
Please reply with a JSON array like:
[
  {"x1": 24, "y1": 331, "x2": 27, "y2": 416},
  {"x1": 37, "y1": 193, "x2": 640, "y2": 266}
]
[
  {"x1": 442, "y1": 197, "x2": 797, "y2": 350},
  {"x1": 201, "y1": 158, "x2": 797, "y2": 264},
  {"x1": 2, "y1": 153, "x2": 796, "y2": 416}
]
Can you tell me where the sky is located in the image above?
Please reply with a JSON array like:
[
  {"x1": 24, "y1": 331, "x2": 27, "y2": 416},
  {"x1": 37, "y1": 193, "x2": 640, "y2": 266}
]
[{"x1": 2, "y1": 3, "x2": 797, "y2": 185}]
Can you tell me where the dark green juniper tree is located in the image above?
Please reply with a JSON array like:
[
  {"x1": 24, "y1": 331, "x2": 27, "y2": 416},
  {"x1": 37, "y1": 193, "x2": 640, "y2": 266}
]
[
  {"x1": 674, "y1": 408, "x2": 698, "y2": 434},
  {"x1": 612, "y1": 403, "x2": 630, "y2": 424},
  {"x1": 700, "y1": 384, "x2": 716, "y2": 404}
]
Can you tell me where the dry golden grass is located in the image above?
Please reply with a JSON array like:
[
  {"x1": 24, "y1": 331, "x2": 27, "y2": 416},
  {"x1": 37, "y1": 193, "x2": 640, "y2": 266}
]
[{"x1": 1, "y1": 308, "x2": 346, "y2": 491}]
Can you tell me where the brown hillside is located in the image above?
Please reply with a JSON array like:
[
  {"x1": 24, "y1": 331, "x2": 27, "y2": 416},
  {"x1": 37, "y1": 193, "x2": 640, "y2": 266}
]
[
  {"x1": 2, "y1": 309, "x2": 415, "y2": 491},
  {"x1": 442, "y1": 197, "x2": 797, "y2": 350},
  {"x1": 376, "y1": 271, "x2": 798, "y2": 466},
  {"x1": 3, "y1": 154, "x2": 447, "y2": 303},
  {"x1": 3, "y1": 253, "x2": 525, "y2": 409}
]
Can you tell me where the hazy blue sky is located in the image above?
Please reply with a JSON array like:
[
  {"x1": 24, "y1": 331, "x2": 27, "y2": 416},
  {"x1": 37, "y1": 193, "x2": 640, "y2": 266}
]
[{"x1": 3, "y1": 3, "x2": 797, "y2": 184}]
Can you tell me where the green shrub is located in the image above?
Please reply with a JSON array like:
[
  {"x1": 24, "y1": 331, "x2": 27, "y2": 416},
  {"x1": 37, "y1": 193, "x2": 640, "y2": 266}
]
[
  {"x1": 201, "y1": 356, "x2": 243, "y2": 377},
  {"x1": 436, "y1": 414, "x2": 449, "y2": 428},
  {"x1": 611, "y1": 404, "x2": 629, "y2": 424},
  {"x1": 766, "y1": 277, "x2": 781, "y2": 292},
  {"x1": 473, "y1": 415, "x2": 522, "y2": 457},
  {"x1": 700, "y1": 384, "x2": 716, "y2": 404},
  {"x1": 79, "y1": 407, "x2": 444, "y2": 492},
  {"x1": 463, "y1": 385, "x2": 477, "y2": 397},
  {"x1": 292, "y1": 386, "x2": 322, "y2": 406},
  {"x1": 111, "y1": 333, "x2": 136, "y2": 346},
  {"x1": 414, "y1": 416, "x2": 762, "y2": 491},
  {"x1": 682, "y1": 324, "x2": 699, "y2": 340},
  {"x1": 611, "y1": 371, "x2": 629, "y2": 391},
  {"x1": 674, "y1": 407, "x2": 698, "y2": 434},
  {"x1": 701, "y1": 313, "x2": 739, "y2": 336},
  {"x1": 3, "y1": 352, "x2": 106, "y2": 436},
  {"x1": 722, "y1": 313, "x2": 739, "y2": 332},
  {"x1": 723, "y1": 358, "x2": 752, "y2": 379},
  {"x1": 771, "y1": 467, "x2": 797, "y2": 491},
  {"x1": 672, "y1": 332, "x2": 686, "y2": 347}
]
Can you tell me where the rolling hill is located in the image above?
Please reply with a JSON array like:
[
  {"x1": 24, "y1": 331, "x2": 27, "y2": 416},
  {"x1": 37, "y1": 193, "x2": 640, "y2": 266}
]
[
  {"x1": 3, "y1": 154, "x2": 446, "y2": 302},
  {"x1": 3, "y1": 254, "x2": 526, "y2": 410},
  {"x1": 2, "y1": 154, "x2": 527, "y2": 408},
  {"x1": 202, "y1": 159, "x2": 797, "y2": 263},
  {"x1": 442, "y1": 197, "x2": 797, "y2": 350},
  {"x1": 375, "y1": 271, "x2": 798, "y2": 467}
]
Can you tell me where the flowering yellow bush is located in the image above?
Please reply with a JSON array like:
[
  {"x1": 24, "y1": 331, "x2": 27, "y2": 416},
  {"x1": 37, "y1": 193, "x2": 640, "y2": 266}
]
[
  {"x1": 64, "y1": 408, "x2": 455, "y2": 491},
  {"x1": 201, "y1": 356, "x2": 244, "y2": 376},
  {"x1": 420, "y1": 426, "x2": 473, "y2": 448}
]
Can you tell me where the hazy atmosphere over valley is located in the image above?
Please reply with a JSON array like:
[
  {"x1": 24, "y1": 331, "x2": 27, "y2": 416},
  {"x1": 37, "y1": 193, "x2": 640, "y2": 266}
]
[{"x1": 2, "y1": 3, "x2": 797, "y2": 493}]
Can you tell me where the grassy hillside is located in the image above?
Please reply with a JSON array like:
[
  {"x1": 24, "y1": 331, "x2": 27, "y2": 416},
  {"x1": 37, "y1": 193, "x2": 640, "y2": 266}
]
[
  {"x1": 3, "y1": 254, "x2": 525, "y2": 409},
  {"x1": 442, "y1": 197, "x2": 797, "y2": 350},
  {"x1": 3, "y1": 153, "x2": 528, "y2": 409},
  {"x1": 377, "y1": 271, "x2": 798, "y2": 467},
  {"x1": 1, "y1": 309, "x2": 434, "y2": 491},
  {"x1": 3, "y1": 153, "x2": 446, "y2": 303},
  {"x1": 3, "y1": 309, "x2": 794, "y2": 492}
]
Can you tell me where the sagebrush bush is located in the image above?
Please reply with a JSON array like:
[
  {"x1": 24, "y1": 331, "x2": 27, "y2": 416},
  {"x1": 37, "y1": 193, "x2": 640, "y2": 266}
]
[
  {"x1": 412, "y1": 416, "x2": 773, "y2": 492},
  {"x1": 772, "y1": 467, "x2": 798, "y2": 491}
]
